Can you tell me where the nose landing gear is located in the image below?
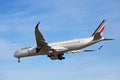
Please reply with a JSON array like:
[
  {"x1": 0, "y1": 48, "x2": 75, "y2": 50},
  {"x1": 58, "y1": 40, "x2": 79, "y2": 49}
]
[{"x1": 18, "y1": 58, "x2": 20, "y2": 63}]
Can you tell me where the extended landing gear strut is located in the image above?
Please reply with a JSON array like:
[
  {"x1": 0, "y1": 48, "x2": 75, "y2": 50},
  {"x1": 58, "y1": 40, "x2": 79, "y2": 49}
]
[{"x1": 18, "y1": 58, "x2": 20, "y2": 63}]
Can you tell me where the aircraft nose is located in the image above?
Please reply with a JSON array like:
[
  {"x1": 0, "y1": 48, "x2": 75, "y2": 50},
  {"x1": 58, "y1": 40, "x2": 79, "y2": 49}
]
[{"x1": 14, "y1": 51, "x2": 19, "y2": 58}]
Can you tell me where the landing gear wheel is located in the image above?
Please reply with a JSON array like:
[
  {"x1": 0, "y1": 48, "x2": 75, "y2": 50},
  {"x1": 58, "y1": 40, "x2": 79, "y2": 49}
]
[
  {"x1": 62, "y1": 57, "x2": 65, "y2": 59},
  {"x1": 59, "y1": 57, "x2": 62, "y2": 60},
  {"x1": 58, "y1": 54, "x2": 65, "y2": 60}
]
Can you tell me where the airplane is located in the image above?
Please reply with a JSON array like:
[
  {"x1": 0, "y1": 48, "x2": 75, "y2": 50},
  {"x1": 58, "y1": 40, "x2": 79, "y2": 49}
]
[{"x1": 14, "y1": 20, "x2": 113, "y2": 62}]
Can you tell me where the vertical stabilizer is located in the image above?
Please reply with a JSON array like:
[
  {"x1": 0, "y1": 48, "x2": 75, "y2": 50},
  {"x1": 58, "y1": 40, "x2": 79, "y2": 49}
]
[{"x1": 91, "y1": 20, "x2": 106, "y2": 36}]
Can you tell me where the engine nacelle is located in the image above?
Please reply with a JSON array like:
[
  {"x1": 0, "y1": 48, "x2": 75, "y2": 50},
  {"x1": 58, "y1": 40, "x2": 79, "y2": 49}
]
[{"x1": 36, "y1": 47, "x2": 41, "y2": 53}]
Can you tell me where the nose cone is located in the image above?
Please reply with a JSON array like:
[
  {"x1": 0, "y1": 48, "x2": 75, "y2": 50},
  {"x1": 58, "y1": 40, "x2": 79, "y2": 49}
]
[{"x1": 14, "y1": 51, "x2": 19, "y2": 58}]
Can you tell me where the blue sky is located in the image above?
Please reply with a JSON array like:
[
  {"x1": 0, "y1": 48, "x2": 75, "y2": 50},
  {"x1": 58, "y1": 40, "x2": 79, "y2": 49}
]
[{"x1": 0, "y1": 0, "x2": 120, "y2": 80}]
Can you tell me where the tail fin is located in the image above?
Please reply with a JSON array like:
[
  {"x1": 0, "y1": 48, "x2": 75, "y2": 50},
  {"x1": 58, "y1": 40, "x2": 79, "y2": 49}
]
[{"x1": 91, "y1": 20, "x2": 106, "y2": 36}]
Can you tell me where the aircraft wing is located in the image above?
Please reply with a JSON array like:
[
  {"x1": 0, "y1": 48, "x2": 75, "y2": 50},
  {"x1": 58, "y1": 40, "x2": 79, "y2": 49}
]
[
  {"x1": 68, "y1": 49, "x2": 95, "y2": 53},
  {"x1": 67, "y1": 45, "x2": 103, "y2": 54},
  {"x1": 35, "y1": 22, "x2": 51, "y2": 51}
]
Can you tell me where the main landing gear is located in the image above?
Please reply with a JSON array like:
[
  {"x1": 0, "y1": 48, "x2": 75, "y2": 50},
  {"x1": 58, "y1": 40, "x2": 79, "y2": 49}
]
[
  {"x1": 58, "y1": 54, "x2": 65, "y2": 60},
  {"x1": 47, "y1": 53, "x2": 65, "y2": 60}
]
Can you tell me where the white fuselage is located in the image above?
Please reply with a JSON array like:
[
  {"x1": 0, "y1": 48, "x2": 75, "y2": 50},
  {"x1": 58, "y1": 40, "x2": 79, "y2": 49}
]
[{"x1": 14, "y1": 36, "x2": 103, "y2": 58}]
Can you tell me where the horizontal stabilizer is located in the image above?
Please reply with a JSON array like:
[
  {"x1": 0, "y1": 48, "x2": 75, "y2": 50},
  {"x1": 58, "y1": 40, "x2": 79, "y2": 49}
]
[{"x1": 103, "y1": 38, "x2": 114, "y2": 41}]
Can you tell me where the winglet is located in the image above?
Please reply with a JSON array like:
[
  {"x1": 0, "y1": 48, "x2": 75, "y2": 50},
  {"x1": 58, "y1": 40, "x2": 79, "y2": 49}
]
[
  {"x1": 35, "y1": 22, "x2": 40, "y2": 29},
  {"x1": 98, "y1": 45, "x2": 103, "y2": 50}
]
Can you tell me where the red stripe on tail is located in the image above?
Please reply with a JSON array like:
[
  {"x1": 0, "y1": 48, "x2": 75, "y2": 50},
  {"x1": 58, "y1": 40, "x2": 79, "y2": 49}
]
[
  {"x1": 91, "y1": 20, "x2": 106, "y2": 36},
  {"x1": 99, "y1": 26, "x2": 105, "y2": 35}
]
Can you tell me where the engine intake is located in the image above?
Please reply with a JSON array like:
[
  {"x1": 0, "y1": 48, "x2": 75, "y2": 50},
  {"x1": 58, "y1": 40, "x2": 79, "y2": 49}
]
[{"x1": 36, "y1": 47, "x2": 41, "y2": 53}]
